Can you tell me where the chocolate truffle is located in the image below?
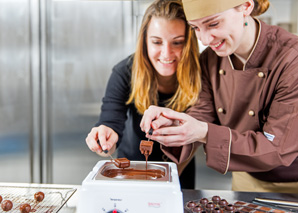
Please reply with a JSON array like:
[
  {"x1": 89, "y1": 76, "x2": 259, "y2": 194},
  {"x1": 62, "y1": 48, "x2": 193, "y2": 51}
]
[
  {"x1": 20, "y1": 203, "x2": 31, "y2": 213},
  {"x1": 34, "y1": 191, "x2": 45, "y2": 202},
  {"x1": 139, "y1": 140, "x2": 154, "y2": 155},
  {"x1": 1, "y1": 200, "x2": 13, "y2": 211},
  {"x1": 225, "y1": 204, "x2": 235, "y2": 212},
  {"x1": 199, "y1": 198, "x2": 208, "y2": 206},
  {"x1": 113, "y1": 158, "x2": 130, "y2": 168},
  {"x1": 192, "y1": 205, "x2": 203, "y2": 212},
  {"x1": 212, "y1": 195, "x2": 221, "y2": 204},
  {"x1": 186, "y1": 201, "x2": 197, "y2": 208},
  {"x1": 212, "y1": 207, "x2": 221, "y2": 213},
  {"x1": 219, "y1": 199, "x2": 228, "y2": 207},
  {"x1": 206, "y1": 202, "x2": 215, "y2": 210}
]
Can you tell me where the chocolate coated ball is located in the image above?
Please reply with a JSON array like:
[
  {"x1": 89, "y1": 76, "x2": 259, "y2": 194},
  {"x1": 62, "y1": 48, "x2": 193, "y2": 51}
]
[
  {"x1": 1, "y1": 200, "x2": 13, "y2": 211},
  {"x1": 34, "y1": 191, "x2": 45, "y2": 202},
  {"x1": 206, "y1": 202, "x2": 216, "y2": 210},
  {"x1": 200, "y1": 198, "x2": 208, "y2": 206},
  {"x1": 212, "y1": 207, "x2": 221, "y2": 213},
  {"x1": 219, "y1": 199, "x2": 228, "y2": 207},
  {"x1": 20, "y1": 203, "x2": 31, "y2": 213},
  {"x1": 212, "y1": 195, "x2": 221, "y2": 204},
  {"x1": 193, "y1": 205, "x2": 203, "y2": 212},
  {"x1": 187, "y1": 201, "x2": 197, "y2": 208},
  {"x1": 225, "y1": 204, "x2": 235, "y2": 212}
]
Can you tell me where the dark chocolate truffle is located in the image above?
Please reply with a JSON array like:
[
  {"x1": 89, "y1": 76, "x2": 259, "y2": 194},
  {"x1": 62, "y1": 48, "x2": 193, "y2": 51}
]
[
  {"x1": 1, "y1": 200, "x2": 13, "y2": 211},
  {"x1": 187, "y1": 201, "x2": 197, "y2": 208},
  {"x1": 206, "y1": 202, "x2": 215, "y2": 210},
  {"x1": 212, "y1": 195, "x2": 221, "y2": 204},
  {"x1": 212, "y1": 207, "x2": 221, "y2": 213},
  {"x1": 34, "y1": 191, "x2": 45, "y2": 202},
  {"x1": 20, "y1": 203, "x2": 31, "y2": 213},
  {"x1": 200, "y1": 198, "x2": 208, "y2": 206},
  {"x1": 225, "y1": 204, "x2": 235, "y2": 212},
  {"x1": 192, "y1": 205, "x2": 203, "y2": 212},
  {"x1": 219, "y1": 199, "x2": 228, "y2": 207},
  {"x1": 113, "y1": 158, "x2": 130, "y2": 168}
]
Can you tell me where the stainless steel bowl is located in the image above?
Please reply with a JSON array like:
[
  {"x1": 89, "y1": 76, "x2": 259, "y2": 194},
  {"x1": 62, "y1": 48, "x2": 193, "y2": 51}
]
[{"x1": 94, "y1": 161, "x2": 171, "y2": 182}]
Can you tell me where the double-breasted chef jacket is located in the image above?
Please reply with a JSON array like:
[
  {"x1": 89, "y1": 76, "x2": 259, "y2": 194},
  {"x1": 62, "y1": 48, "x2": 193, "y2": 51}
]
[{"x1": 162, "y1": 19, "x2": 298, "y2": 182}]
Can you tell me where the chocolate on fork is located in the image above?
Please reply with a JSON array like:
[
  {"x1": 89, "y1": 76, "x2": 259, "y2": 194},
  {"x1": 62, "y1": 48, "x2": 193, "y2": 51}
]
[
  {"x1": 140, "y1": 140, "x2": 154, "y2": 155},
  {"x1": 98, "y1": 139, "x2": 130, "y2": 168}
]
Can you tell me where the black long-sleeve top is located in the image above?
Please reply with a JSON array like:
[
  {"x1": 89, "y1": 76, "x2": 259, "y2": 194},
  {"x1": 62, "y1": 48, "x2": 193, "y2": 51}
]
[{"x1": 96, "y1": 55, "x2": 173, "y2": 161}]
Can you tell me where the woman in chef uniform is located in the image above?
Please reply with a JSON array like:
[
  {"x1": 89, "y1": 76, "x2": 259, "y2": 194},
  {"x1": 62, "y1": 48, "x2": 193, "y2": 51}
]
[
  {"x1": 85, "y1": 0, "x2": 201, "y2": 189},
  {"x1": 140, "y1": 0, "x2": 298, "y2": 193}
]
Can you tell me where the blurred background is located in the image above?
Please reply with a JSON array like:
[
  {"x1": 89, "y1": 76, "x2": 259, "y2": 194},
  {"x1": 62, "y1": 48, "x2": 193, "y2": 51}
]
[{"x1": 0, "y1": 0, "x2": 297, "y2": 190}]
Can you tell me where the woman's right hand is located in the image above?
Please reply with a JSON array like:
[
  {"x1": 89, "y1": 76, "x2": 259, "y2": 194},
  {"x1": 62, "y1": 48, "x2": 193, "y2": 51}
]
[{"x1": 85, "y1": 125, "x2": 118, "y2": 156}]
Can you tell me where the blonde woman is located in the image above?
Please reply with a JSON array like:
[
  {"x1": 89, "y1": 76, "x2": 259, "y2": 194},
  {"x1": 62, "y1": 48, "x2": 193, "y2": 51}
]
[{"x1": 86, "y1": 0, "x2": 201, "y2": 189}]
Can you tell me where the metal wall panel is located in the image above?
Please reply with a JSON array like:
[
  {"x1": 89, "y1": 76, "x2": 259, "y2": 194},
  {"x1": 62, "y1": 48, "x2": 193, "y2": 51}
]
[
  {"x1": 47, "y1": 0, "x2": 153, "y2": 184},
  {"x1": 0, "y1": 0, "x2": 32, "y2": 182}
]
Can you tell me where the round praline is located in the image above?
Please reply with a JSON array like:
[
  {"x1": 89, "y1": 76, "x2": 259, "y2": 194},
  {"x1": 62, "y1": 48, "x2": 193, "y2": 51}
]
[
  {"x1": 219, "y1": 199, "x2": 228, "y2": 207},
  {"x1": 34, "y1": 191, "x2": 45, "y2": 202},
  {"x1": 187, "y1": 201, "x2": 197, "y2": 208},
  {"x1": 192, "y1": 205, "x2": 203, "y2": 212},
  {"x1": 212, "y1": 195, "x2": 221, "y2": 204},
  {"x1": 200, "y1": 198, "x2": 208, "y2": 206},
  {"x1": 206, "y1": 202, "x2": 216, "y2": 210},
  {"x1": 20, "y1": 203, "x2": 31, "y2": 213},
  {"x1": 225, "y1": 204, "x2": 235, "y2": 212},
  {"x1": 1, "y1": 200, "x2": 13, "y2": 211}
]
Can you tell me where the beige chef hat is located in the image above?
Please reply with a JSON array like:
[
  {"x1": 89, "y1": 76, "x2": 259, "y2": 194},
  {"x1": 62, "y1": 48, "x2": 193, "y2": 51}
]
[{"x1": 182, "y1": 0, "x2": 247, "y2": 20}]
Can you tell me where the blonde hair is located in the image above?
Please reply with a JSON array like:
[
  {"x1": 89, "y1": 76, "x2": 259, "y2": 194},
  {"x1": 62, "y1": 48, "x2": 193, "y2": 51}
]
[
  {"x1": 251, "y1": 0, "x2": 270, "y2": 16},
  {"x1": 126, "y1": 0, "x2": 201, "y2": 114}
]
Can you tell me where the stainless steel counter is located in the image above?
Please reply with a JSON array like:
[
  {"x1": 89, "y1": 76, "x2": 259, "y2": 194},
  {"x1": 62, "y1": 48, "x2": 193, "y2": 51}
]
[{"x1": 1, "y1": 182, "x2": 298, "y2": 212}]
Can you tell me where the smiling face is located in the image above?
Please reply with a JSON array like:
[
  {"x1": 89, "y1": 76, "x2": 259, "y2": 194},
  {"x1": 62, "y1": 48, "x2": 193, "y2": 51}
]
[
  {"x1": 188, "y1": 7, "x2": 246, "y2": 57},
  {"x1": 146, "y1": 17, "x2": 186, "y2": 78}
]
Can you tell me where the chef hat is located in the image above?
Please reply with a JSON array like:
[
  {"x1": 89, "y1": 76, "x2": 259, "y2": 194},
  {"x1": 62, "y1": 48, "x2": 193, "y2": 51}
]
[{"x1": 182, "y1": 0, "x2": 247, "y2": 20}]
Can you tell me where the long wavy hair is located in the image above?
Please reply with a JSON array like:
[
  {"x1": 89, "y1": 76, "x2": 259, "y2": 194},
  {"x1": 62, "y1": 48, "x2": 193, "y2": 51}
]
[{"x1": 126, "y1": 0, "x2": 201, "y2": 114}]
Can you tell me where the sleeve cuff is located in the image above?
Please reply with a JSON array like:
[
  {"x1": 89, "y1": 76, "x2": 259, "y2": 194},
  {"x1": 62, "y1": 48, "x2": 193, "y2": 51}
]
[{"x1": 205, "y1": 123, "x2": 232, "y2": 174}]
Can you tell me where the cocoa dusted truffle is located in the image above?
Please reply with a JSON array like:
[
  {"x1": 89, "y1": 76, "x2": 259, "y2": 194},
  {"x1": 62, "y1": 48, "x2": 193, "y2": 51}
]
[
  {"x1": 20, "y1": 203, "x2": 31, "y2": 213},
  {"x1": 1, "y1": 200, "x2": 13, "y2": 211},
  {"x1": 34, "y1": 191, "x2": 45, "y2": 202}
]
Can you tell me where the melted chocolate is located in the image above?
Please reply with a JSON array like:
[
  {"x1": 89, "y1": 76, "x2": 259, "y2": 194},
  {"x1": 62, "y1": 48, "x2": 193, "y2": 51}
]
[
  {"x1": 102, "y1": 168, "x2": 165, "y2": 180},
  {"x1": 140, "y1": 140, "x2": 154, "y2": 169}
]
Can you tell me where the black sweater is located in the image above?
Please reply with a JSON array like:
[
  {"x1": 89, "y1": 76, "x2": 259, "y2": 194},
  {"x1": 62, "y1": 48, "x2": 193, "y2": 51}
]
[{"x1": 96, "y1": 55, "x2": 173, "y2": 161}]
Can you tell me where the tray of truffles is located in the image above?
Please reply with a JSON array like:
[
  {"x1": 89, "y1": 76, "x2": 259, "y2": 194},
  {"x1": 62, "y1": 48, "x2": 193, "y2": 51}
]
[
  {"x1": 0, "y1": 185, "x2": 76, "y2": 212},
  {"x1": 185, "y1": 195, "x2": 292, "y2": 213}
]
